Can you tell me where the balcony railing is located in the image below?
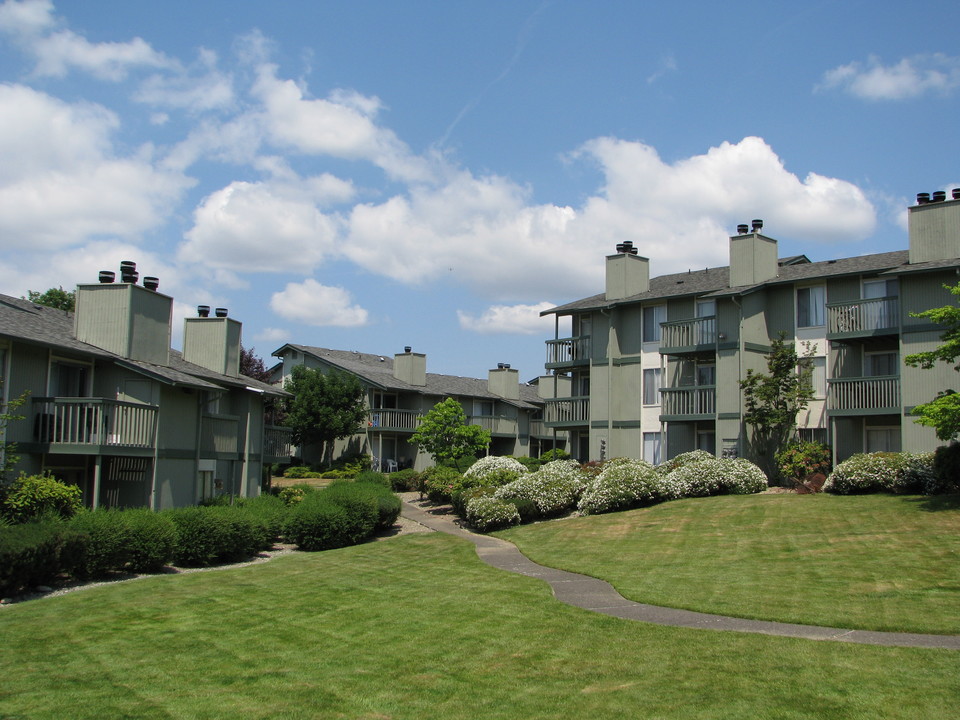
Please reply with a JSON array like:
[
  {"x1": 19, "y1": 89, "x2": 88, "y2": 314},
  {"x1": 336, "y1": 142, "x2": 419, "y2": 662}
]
[
  {"x1": 367, "y1": 408, "x2": 421, "y2": 431},
  {"x1": 544, "y1": 396, "x2": 590, "y2": 425},
  {"x1": 545, "y1": 336, "x2": 591, "y2": 368},
  {"x1": 264, "y1": 425, "x2": 294, "y2": 459},
  {"x1": 827, "y1": 376, "x2": 900, "y2": 412},
  {"x1": 201, "y1": 413, "x2": 239, "y2": 454},
  {"x1": 467, "y1": 415, "x2": 516, "y2": 435},
  {"x1": 827, "y1": 297, "x2": 899, "y2": 336},
  {"x1": 659, "y1": 385, "x2": 716, "y2": 419},
  {"x1": 32, "y1": 397, "x2": 157, "y2": 448},
  {"x1": 660, "y1": 316, "x2": 717, "y2": 353}
]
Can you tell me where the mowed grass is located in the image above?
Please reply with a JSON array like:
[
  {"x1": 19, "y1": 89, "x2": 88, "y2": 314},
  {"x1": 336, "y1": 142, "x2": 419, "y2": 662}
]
[
  {"x1": 2, "y1": 533, "x2": 959, "y2": 720},
  {"x1": 498, "y1": 492, "x2": 960, "y2": 634}
]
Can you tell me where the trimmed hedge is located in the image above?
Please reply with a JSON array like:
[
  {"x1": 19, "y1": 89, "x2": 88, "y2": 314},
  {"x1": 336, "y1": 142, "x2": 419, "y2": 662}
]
[
  {"x1": 0, "y1": 521, "x2": 83, "y2": 597},
  {"x1": 164, "y1": 506, "x2": 260, "y2": 567},
  {"x1": 284, "y1": 494, "x2": 355, "y2": 551}
]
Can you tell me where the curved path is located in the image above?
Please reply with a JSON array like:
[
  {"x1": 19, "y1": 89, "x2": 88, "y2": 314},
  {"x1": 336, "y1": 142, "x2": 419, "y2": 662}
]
[{"x1": 400, "y1": 497, "x2": 960, "y2": 650}]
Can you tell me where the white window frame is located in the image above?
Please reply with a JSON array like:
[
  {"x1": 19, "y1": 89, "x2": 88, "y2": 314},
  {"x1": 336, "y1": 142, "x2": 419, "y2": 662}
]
[
  {"x1": 642, "y1": 304, "x2": 667, "y2": 344},
  {"x1": 796, "y1": 285, "x2": 826, "y2": 328},
  {"x1": 642, "y1": 367, "x2": 662, "y2": 406},
  {"x1": 643, "y1": 432, "x2": 663, "y2": 465}
]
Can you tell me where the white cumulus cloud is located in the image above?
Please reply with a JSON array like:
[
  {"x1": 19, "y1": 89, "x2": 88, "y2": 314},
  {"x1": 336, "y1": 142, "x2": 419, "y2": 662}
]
[
  {"x1": 178, "y1": 179, "x2": 343, "y2": 273},
  {"x1": 819, "y1": 54, "x2": 960, "y2": 100},
  {"x1": 270, "y1": 279, "x2": 369, "y2": 327},
  {"x1": 458, "y1": 302, "x2": 558, "y2": 334},
  {"x1": 0, "y1": 84, "x2": 192, "y2": 249}
]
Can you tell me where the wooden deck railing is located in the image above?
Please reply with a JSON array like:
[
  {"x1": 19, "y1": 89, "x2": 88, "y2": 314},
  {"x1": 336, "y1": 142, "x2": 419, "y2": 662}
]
[
  {"x1": 827, "y1": 297, "x2": 899, "y2": 335},
  {"x1": 367, "y1": 408, "x2": 421, "y2": 431},
  {"x1": 544, "y1": 396, "x2": 590, "y2": 424},
  {"x1": 545, "y1": 336, "x2": 591, "y2": 366},
  {"x1": 660, "y1": 316, "x2": 717, "y2": 351},
  {"x1": 660, "y1": 385, "x2": 716, "y2": 417},
  {"x1": 32, "y1": 397, "x2": 157, "y2": 448},
  {"x1": 827, "y1": 376, "x2": 900, "y2": 411},
  {"x1": 264, "y1": 425, "x2": 294, "y2": 459}
]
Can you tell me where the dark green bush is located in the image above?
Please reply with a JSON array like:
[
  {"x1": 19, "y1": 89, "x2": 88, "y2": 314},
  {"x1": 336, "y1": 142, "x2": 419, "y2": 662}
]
[
  {"x1": 355, "y1": 470, "x2": 390, "y2": 488},
  {"x1": 388, "y1": 468, "x2": 418, "y2": 492},
  {"x1": 775, "y1": 441, "x2": 832, "y2": 486},
  {"x1": 506, "y1": 497, "x2": 540, "y2": 523},
  {"x1": 1, "y1": 473, "x2": 82, "y2": 523},
  {"x1": 420, "y1": 466, "x2": 464, "y2": 503},
  {"x1": 451, "y1": 486, "x2": 496, "y2": 518},
  {"x1": 283, "y1": 466, "x2": 316, "y2": 479},
  {"x1": 122, "y1": 509, "x2": 176, "y2": 573},
  {"x1": 68, "y1": 509, "x2": 131, "y2": 579},
  {"x1": 165, "y1": 506, "x2": 259, "y2": 567},
  {"x1": 322, "y1": 481, "x2": 380, "y2": 541},
  {"x1": 236, "y1": 494, "x2": 288, "y2": 548},
  {"x1": 539, "y1": 448, "x2": 571, "y2": 463},
  {"x1": 933, "y1": 443, "x2": 960, "y2": 493},
  {"x1": 284, "y1": 494, "x2": 353, "y2": 551},
  {"x1": 0, "y1": 520, "x2": 82, "y2": 597}
]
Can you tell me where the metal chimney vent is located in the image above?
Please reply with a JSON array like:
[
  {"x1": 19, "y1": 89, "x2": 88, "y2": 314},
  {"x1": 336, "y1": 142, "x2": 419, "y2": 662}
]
[
  {"x1": 143, "y1": 276, "x2": 159, "y2": 291},
  {"x1": 98, "y1": 271, "x2": 115, "y2": 284},
  {"x1": 197, "y1": 305, "x2": 210, "y2": 318},
  {"x1": 751, "y1": 219, "x2": 763, "y2": 233},
  {"x1": 214, "y1": 308, "x2": 228, "y2": 318},
  {"x1": 737, "y1": 224, "x2": 749, "y2": 235}
]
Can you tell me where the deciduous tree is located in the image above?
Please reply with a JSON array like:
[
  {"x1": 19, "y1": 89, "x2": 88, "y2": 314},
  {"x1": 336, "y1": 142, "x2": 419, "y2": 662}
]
[
  {"x1": 24, "y1": 287, "x2": 75, "y2": 311},
  {"x1": 283, "y1": 366, "x2": 367, "y2": 465},
  {"x1": 410, "y1": 397, "x2": 491, "y2": 472},
  {"x1": 905, "y1": 282, "x2": 960, "y2": 440}
]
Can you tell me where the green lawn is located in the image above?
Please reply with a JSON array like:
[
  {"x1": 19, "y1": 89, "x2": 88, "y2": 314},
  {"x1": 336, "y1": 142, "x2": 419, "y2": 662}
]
[
  {"x1": 1, "y1": 530, "x2": 959, "y2": 719},
  {"x1": 498, "y1": 492, "x2": 960, "y2": 634}
]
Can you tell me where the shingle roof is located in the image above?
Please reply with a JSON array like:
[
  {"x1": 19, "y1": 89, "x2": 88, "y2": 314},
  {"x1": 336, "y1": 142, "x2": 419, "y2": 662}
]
[
  {"x1": 277, "y1": 344, "x2": 543, "y2": 409},
  {"x1": 0, "y1": 293, "x2": 286, "y2": 396},
  {"x1": 542, "y1": 250, "x2": 918, "y2": 314}
]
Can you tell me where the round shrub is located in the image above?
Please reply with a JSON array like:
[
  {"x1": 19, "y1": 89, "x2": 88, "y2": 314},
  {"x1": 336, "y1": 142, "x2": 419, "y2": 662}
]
[
  {"x1": 1, "y1": 473, "x2": 82, "y2": 523},
  {"x1": 388, "y1": 469, "x2": 419, "y2": 492},
  {"x1": 284, "y1": 494, "x2": 353, "y2": 551},
  {"x1": 654, "y1": 450, "x2": 715, "y2": 476},
  {"x1": 578, "y1": 459, "x2": 662, "y2": 515},
  {"x1": 322, "y1": 481, "x2": 381, "y2": 540},
  {"x1": 465, "y1": 496, "x2": 520, "y2": 532},
  {"x1": 451, "y1": 485, "x2": 497, "y2": 518},
  {"x1": 236, "y1": 494, "x2": 288, "y2": 548},
  {"x1": 68, "y1": 509, "x2": 132, "y2": 578},
  {"x1": 165, "y1": 506, "x2": 258, "y2": 567},
  {"x1": 718, "y1": 458, "x2": 769, "y2": 494},
  {"x1": 665, "y1": 457, "x2": 768, "y2": 498},
  {"x1": 775, "y1": 441, "x2": 832, "y2": 486},
  {"x1": 121, "y1": 508, "x2": 176, "y2": 573},
  {"x1": 463, "y1": 456, "x2": 529, "y2": 482},
  {"x1": 932, "y1": 443, "x2": 960, "y2": 494},
  {"x1": 539, "y1": 448, "x2": 571, "y2": 463},
  {"x1": 495, "y1": 460, "x2": 587, "y2": 518},
  {"x1": 420, "y1": 466, "x2": 464, "y2": 504},
  {"x1": 824, "y1": 453, "x2": 898, "y2": 495}
]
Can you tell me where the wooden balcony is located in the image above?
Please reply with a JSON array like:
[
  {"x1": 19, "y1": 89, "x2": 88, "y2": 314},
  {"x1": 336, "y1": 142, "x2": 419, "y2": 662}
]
[
  {"x1": 544, "y1": 396, "x2": 590, "y2": 427},
  {"x1": 827, "y1": 376, "x2": 900, "y2": 415},
  {"x1": 660, "y1": 316, "x2": 718, "y2": 355},
  {"x1": 826, "y1": 297, "x2": 899, "y2": 339},
  {"x1": 367, "y1": 408, "x2": 421, "y2": 431},
  {"x1": 32, "y1": 397, "x2": 157, "y2": 451},
  {"x1": 201, "y1": 413, "x2": 239, "y2": 454},
  {"x1": 659, "y1": 385, "x2": 716, "y2": 421},
  {"x1": 264, "y1": 425, "x2": 294, "y2": 460},
  {"x1": 467, "y1": 415, "x2": 516, "y2": 435},
  {"x1": 545, "y1": 336, "x2": 591, "y2": 369}
]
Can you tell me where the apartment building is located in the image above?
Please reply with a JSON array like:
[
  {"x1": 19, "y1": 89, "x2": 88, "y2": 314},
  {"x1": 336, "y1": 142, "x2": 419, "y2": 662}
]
[
  {"x1": 541, "y1": 190, "x2": 960, "y2": 465},
  {"x1": 272, "y1": 344, "x2": 565, "y2": 470},
  {"x1": 0, "y1": 266, "x2": 292, "y2": 509}
]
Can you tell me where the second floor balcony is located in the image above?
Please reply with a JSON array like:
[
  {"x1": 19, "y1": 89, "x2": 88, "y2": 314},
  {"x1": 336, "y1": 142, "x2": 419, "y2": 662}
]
[
  {"x1": 544, "y1": 396, "x2": 590, "y2": 427},
  {"x1": 467, "y1": 415, "x2": 517, "y2": 435},
  {"x1": 827, "y1": 297, "x2": 900, "y2": 339},
  {"x1": 32, "y1": 397, "x2": 158, "y2": 451},
  {"x1": 660, "y1": 316, "x2": 718, "y2": 355},
  {"x1": 264, "y1": 425, "x2": 294, "y2": 461},
  {"x1": 827, "y1": 376, "x2": 900, "y2": 415},
  {"x1": 367, "y1": 408, "x2": 421, "y2": 431},
  {"x1": 659, "y1": 385, "x2": 716, "y2": 421},
  {"x1": 201, "y1": 413, "x2": 239, "y2": 454},
  {"x1": 545, "y1": 336, "x2": 591, "y2": 369}
]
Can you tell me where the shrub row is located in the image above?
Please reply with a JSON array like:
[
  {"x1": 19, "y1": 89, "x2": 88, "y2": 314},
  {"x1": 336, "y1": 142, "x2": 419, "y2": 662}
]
[
  {"x1": 0, "y1": 475, "x2": 401, "y2": 597},
  {"x1": 454, "y1": 452, "x2": 769, "y2": 531},
  {"x1": 823, "y1": 450, "x2": 957, "y2": 495}
]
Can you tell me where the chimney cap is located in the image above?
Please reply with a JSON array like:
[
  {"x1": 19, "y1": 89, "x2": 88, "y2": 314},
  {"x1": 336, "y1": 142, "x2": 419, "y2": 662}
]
[
  {"x1": 736, "y1": 224, "x2": 749, "y2": 235},
  {"x1": 214, "y1": 307, "x2": 228, "y2": 318},
  {"x1": 98, "y1": 270, "x2": 115, "y2": 284},
  {"x1": 917, "y1": 192, "x2": 931, "y2": 205},
  {"x1": 197, "y1": 305, "x2": 210, "y2": 317},
  {"x1": 751, "y1": 219, "x2": 763, "y2": 232},
  {"x1": 404, "y1": 345, "x2": 412, "y2": 353},
  {"x1": 143, "y1": 276, "x2": 159, "y2": 291}
]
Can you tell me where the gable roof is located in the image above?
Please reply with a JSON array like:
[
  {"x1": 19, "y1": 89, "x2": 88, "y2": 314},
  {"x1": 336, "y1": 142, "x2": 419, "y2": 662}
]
[
  {"x1": 0, "y1": 293, "x2": 286, "y2": 396},
  {"x1": 274, "y1": 344, "x2": 543, "y2": 410},
  {"x1": 542, "y1": 250, "x2": 916, "y2": 315}
]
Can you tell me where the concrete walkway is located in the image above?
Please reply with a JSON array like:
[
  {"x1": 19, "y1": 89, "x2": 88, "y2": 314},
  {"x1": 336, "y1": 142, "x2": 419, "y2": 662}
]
[{"x1": 400, "y1": 496, "x2": 960, "y2": 650}]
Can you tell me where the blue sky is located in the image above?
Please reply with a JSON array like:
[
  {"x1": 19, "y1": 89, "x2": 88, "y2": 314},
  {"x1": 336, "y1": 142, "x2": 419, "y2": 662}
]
[{"x1": 1, "y1": 0, "x2": 958, "y2": 380}]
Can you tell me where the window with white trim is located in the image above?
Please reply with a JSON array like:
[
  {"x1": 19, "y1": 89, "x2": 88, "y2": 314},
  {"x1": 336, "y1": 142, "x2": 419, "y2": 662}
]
[
  {"x1": 642, "y1": 305, "x2": 667, "y2": 343},
  {"x1": 797, "y1": 285, "x2": 826, "y2": 328},
  {"x1": 642, "y1": 368, "x2": 662, "y2": 406}
]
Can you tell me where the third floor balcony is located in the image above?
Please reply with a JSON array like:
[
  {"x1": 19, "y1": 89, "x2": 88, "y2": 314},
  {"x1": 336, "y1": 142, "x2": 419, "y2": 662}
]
[
  {"x1": 545, "y1": 336, "x2": 591, "y2": 369},
  {"x1": 660, "y1": 316, "x2": 718, "y2": 355},
  {"x1": 826, "y1": 297, "x2": 899, "y2": 339},
  {"x1": 659, "y1": 385, "x2": 716, "y2": 421},
  {"x1": 543, "y1": 396, "x2": 590, "y2": 427},
  {"x1": 827, "y1": 376, "x2": 900, "y2": 415}
]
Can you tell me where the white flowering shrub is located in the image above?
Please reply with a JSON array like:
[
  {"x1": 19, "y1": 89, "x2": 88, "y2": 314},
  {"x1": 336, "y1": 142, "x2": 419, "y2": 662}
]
[
  {"x1": 720, "y1": 458, "x2": 769, "y2": 494},
  {"x1": 465, "y1": 495, "x2": 521, "y2": 532},
  {"x1": 463, "y1": 456, "x2": 529, "y2": 483},
  {"x1": 577, "y1": 459, "x2": 663, "y2": 515},
  {"x1": 655, "y1": 449, "x2": 716, "y2": 477},
  {"x1": 664, "y1": 457, "x2": 767, "y2": 498},
  {"x1": 825, "y1": 452, "x2": 938, "y2": 495},
  {"x1": 495, "y1": 460, "x2": 587, "y2": 518}
]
